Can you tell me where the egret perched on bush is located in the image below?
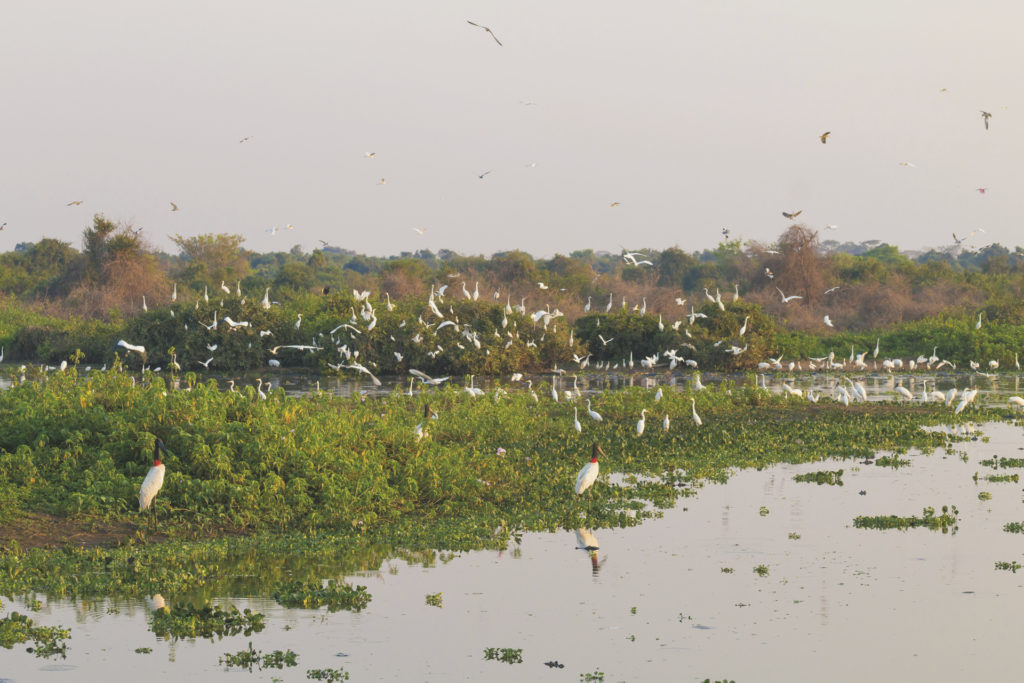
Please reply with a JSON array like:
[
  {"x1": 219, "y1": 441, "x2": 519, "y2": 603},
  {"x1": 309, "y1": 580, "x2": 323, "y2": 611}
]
[
  {"x1": 574, "y1": 443, "x2": 604, "y2": 495},
  {"x1": 139, "y1": 439, "x2": 168, "y2": 513}
]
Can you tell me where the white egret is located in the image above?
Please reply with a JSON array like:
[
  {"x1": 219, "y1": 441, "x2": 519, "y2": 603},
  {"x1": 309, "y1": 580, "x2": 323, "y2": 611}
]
[
  {"x1": 976, "y1": 312, "x2": 983, "y2": 330},
  {"x1": 691, "y1": 398, "x2": 702, "y2": 426},
  {"x1": 776, "y1": 287, "x2": 803, "y2": 303},
  {"x1": 895, "y1": 386, "x2": 914, "y2": 401},
  {"x1": 739, "y1": 316, "x2": 749, "y2": 336},
  {"x1": 636, "y1": 409, "x2": 647, "y2": 436},
  {"x1": 262, "y1": 288, "x2": 271, "y2": 310},
  {"x1": 586, "y1": 399, "x2": 603, "y2": 422},
  {"x1": 573, "y1": 407, "x2": 582, "y2": 433},
  {"x1": 115, "y1": 340, "x2": 146, "y2": 360},
  {"x1": 574, "y1": 443, "x2": 605, "y2": 495},
  {"x1": 663, "y1": 414, "x2": 670, "y2": 431},
  {"x1": 139, "y1": 439, "x2": 168, "y2": 512},
  {"x1": 295, "y1": 313, "x2": 303, "y2": 330},
  {"x1": 1009, "y1": 397, "x2": 1024, "y2": 409}
]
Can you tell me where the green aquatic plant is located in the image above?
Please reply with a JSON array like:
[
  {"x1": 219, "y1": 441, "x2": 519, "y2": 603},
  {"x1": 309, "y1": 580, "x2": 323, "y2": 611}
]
[
  {"x1": 272, "y1": 579, "x2": 371, "y2": 612},
  {"x1": 854, "y1": 505, "x2": 959, "y2": 533},
  {"x1": 0, "y1": 611, "x2": 70, "y2": 658},
  {"x1": 788, "y1": 532, "x2": 801, "y2": 540},
  {"x1": 135, "y1": 646, "x2": 153, "y2": 653},
  {"x1": 995, "y1": 561, "x2": 1021, "y2": 573},
  {"x1": 483, "y1": 647, "x2": 522, "y2": 664},
  {"x1": 980, "y1": 456, "x2": 1024, "y2": 469},
  {"x1": 874, "y1": 455, "x2": 911, "y2": 468},
  {"x1": 150, "y1": 604, "x2": 265, "y2": 641},
  {"x1": 425, "y1": 591, "x2": 442, "y2": 608},
  {"x1": 793, "y1": 469, "x2": 843, "y2": 485},
  {"x1": 580, "y1": 671, "x2": 605, "y2": 682},
  {"x1": 307, "y1": 668, "x2": 349, "y2": 682},
  {"x1": 754, "y1": 564, "x2": 769, "y2": 577},
  {"x1": 759, "y1": 506, "x2": 770, "y2": 516},
  {"x1": 720, "y1": 567, "x2": 734, "y2": 573},
  {"x1": 978, "y1": 491, "x2": 992, "y2": 501},
  {"x1": 1003, "y1": 521, "x2": 1024, "y2": 534},
  {"x1": 974, "y1": 472, "x2": 1019, "y2": 483},
  {"x1": 220, "y1": 641, "x2": 297, "y2": 671}
]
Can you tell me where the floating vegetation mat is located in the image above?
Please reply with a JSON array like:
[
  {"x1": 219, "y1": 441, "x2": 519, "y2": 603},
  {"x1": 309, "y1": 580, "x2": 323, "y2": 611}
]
[{"x1": 854, "y1": 505, "x2": 959, "y2": 533}]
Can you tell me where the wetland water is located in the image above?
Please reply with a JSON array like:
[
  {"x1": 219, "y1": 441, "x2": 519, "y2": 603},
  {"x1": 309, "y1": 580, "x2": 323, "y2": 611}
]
[{"x1": 4, "y1": 419, "x2": 1024, "y2": 682}]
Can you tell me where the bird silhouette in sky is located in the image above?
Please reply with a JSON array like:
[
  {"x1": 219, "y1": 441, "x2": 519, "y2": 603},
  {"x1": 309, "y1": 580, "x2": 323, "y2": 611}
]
[
  {"x1": 782, "y1": 210, "x2": 802, "y2": 220},
  {"x1": 820, "y1": 131, "x2": 831, "y2": 144},
  {"x1": 467, "y1": 20, "x2": 502, "y2": 46},
  {"x1": 981, "y1": 111, "x2": 992, "y2": 130}
]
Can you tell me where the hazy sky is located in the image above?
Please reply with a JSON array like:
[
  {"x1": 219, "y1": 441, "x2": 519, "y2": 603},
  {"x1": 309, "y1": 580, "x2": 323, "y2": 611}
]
[{"x1": 3, "y1": 1, "x2": 1022, "y2": 259}]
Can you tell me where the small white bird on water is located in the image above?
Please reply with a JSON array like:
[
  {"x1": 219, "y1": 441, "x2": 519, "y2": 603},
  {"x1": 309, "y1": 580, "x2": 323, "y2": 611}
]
[
  {"x1": 574, "y1": 443, "x2": 605, "y2": 495},
  {"x1": 139, "y1": 439, "x2": 168, "y2": 512}
]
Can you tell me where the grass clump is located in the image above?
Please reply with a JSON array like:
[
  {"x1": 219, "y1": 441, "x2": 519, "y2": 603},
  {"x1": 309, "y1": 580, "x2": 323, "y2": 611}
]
[{"x1": 995, "y1": 561, "x2": 1022, "y2": 573}]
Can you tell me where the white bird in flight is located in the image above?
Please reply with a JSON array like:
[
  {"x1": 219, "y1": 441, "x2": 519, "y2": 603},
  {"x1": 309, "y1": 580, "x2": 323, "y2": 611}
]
[{"x1": 776, "y1": 287, "x2": 803, "y2": 303}]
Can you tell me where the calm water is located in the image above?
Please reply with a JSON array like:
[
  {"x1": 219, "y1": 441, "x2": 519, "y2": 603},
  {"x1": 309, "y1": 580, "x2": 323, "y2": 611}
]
[{"x1": 4, "y1": 416, "x2": 1024, "y2": 682}]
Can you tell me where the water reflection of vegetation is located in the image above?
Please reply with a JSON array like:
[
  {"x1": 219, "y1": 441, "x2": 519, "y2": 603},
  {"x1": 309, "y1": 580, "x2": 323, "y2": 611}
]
[{"x1": 0, "y1": 364, "x2": 1001, "y2": 600}]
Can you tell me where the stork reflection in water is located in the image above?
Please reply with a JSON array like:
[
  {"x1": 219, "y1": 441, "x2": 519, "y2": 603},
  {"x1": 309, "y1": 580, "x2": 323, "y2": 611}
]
[{"x1": 575, "y1": 528, "x2": 607, "y2": 575}]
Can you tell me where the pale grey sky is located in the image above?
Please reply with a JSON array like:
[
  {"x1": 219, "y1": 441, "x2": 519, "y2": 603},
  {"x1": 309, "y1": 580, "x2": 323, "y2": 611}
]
[{"x1": 2, "y1": 1, "x2": 1022, "y2": 258}]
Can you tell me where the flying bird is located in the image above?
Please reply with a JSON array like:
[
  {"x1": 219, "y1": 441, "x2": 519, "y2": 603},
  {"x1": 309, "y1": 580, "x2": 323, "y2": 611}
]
[
  {"x1": 824, "y1": 315, "x2": 834, "y2": 327},
  {"x1": 898, "y1": 161, "x2": 916, "y2": 168},
  {"x1": 467, "y1": 20, "x2": 502, "y2": 46},
  {"x1": 824, "y1": 286, "x2": 840, "y2": 294},
  {"x1": 609, "y1": 201, "x2": 620, "y2": 208},
  {"x1": 239, "y1": 136, "x2": 252, "y2": 143},
  {"x1": 378, "y1": 178, "x2": 386, "y2": 185},
  {"x1": 722, "y1": 227, "x2": 731, "y2": 239},
  {"x1": 364, "y1": 152, "x2": 376, "y2": 159},
  {"x1": 478, "y1": 170, "x2": 492, "y2": 179},
  {"x1": 67, "y1": 200, "x2": 84, "y2": 206},
  {"x1": 413, "y1": 227, "x2": 427, "y2": 235},
  {"x1": 820, "y1": 131, "x2": 831, "y2": 144},
  {"x1": 981, "y1": 110, "x2": 992, "y2": 130},
  {"x1": 169, "y1": 202, "x2": 179, "y2": 211},
  {"x1": 139, "y1": 439, "x2": 168, "y2": 512},
  {"x1": 776, "y1": 287, "x2": 803, "y2": 303},
  {"x1": 976, "y1": 188, "x2": 987, "y2": 194},
  {"x1": 782, "y1": 210, "x2": 802, "y2": 220}
]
